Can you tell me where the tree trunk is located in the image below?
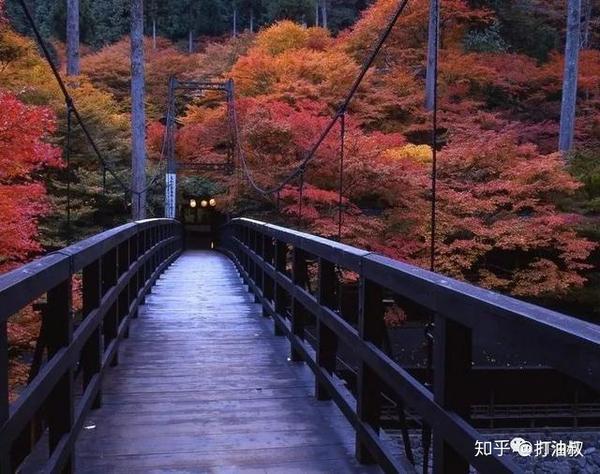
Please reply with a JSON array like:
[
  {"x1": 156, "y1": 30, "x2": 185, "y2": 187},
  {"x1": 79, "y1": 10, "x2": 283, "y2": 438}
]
[
  {"x1": 66, "y1": 0, "x2": 80, "y2": 76},
  {"x1": 559, "y1": 0, "x2": 582, "y2": 154},
  {"x1": 152, "y1": 18, "x2": 156, "y2": 50},
  {"x1": 131, "y1": 0, "x2": 146, "y2": 220},
  {"x1": 250, "y1": 8, "x2": 254, "y2": 33},
  {"x1": 425, "y1": 0, "x2": 440, "y2": 111},
  {"x1": 321, "y1": 0, "x2": 328, "y2": 29},
  {"x1": 315, "y1": 0, "x2": 320, "y2": 27},
  {"x1": 233, "y1": 8, "x2": 237, "y2": 37}
]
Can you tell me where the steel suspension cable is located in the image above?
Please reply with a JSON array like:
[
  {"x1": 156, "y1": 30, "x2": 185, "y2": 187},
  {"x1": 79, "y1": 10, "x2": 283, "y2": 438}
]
[
  {"x1": 298, "y1": 173, "x2": 305, "y2": 226},
  {"x1": 17, "y1": 0, "x2": 164, "y2": 201},
  {"x1": 337, "y1": 112, "x2": 346, "y2": 240},
  {"x1": 422, "y1": 0, "x2": 440, "y2": 471},
  {"x1": 66, "y1": 103, "x2": 73, "y2": 243}
]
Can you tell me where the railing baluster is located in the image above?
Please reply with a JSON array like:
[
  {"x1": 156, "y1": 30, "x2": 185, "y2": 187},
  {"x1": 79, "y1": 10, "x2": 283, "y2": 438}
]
[
  {"x1": 129, "y1": 235, "x2": 139, "y2": 318},
  {"x1": 356, "y1": 277, "x2": 384, "y2": 464},
  {"x1": 433, "y1": 316, "x2": 472, "y2": 473},
  {"x1": 46, "y1": 279, "x2": 74, "y2": 473},
  {"x1": 118, "y1": 241, "x2": 130, "y2": 338},
  {"x1": 273, "y1": 240, "x2": 287, "y2": 336},
  {"x1": 102, "y1": 248, "x2": 119, "y2": 366},
  {"x1": 82, "y1": 259, "x2": 102, "y2": 409},
  {"x1": 253, "y1": 231, "x2": 263, "y2": 303},
  {"x1": 0, "y1": 219, "x2": 182, "y2": 473},
  {"x1": 250, "y1": 229, "x2": 257, "y2": 292},
  {"x1": 291, "y1": 247, "x2": 308, "y2": 362},
  {"x1": 316, "y1": 258, "x2": 337, "y2": 401},
  {"x1": 262, "y1": 235, "x2": 274, "y2": 317},
  {"x1": 257, "y1": 232, "x2": 265, "y2": 298}
]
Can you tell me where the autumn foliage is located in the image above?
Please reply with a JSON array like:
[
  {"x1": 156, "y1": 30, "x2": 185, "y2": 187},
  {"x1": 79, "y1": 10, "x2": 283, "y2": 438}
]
[
  {"x1": 1, "y1": 0, "x2": 600, "y2": 308},
  {"x1": 217, "y1": 2, "x2": 598, "y2": 299},
  {"x1": 0, "y1": 92, "x2": 62, "y2": 272}
]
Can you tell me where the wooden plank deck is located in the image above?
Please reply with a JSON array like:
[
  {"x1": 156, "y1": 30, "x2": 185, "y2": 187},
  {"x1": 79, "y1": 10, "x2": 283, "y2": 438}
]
[{"x1": 76, "y1": 250, "x2": 379, "y2": 473}]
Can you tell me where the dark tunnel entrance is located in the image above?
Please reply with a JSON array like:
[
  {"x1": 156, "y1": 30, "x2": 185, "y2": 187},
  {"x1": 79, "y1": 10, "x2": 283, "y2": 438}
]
[{"x1": 179, "y1": 197, "x2": 227, "y2": 249}]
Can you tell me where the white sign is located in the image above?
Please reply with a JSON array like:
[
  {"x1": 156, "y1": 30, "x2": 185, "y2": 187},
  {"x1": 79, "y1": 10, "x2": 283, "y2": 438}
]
[{"x1": 165, "y1": 173, "x2": 176, "y2": 218}]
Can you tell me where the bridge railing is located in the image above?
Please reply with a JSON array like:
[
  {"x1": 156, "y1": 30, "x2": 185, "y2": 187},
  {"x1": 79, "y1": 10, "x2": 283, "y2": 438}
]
[
  {"x1": 221, "y1": 217, "x2": 600, "y2": 474},
  {"x1": 0, "y1": 219, "x2": 182, "y2": 473}
]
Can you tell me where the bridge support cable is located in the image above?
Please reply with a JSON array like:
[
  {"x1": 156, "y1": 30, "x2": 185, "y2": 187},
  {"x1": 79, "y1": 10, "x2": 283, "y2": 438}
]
[
  {"x1": 298, "y1": 172, "x2": 305, "y2": 226},
  {"x1": 231, "y1": 0, "x2": 411, "y2": 198},
  {"x1": 16, "y1": 0, "x2": 166, "y2": 214},
  {"x1": 423, "y1": 0, "x2": 441, "y2": 472},
  {"x1": 65, "y1": 102, "x2": 73, "y2": 244},
  {"x1": 337, "y1": 111, "x2": 346, "y2": 241}
]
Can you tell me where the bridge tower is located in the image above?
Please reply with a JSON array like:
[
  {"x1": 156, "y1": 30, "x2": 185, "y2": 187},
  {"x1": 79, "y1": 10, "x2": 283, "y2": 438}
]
[{"x1": 163, "y1": 77, "x2": 235, "y2": 219}]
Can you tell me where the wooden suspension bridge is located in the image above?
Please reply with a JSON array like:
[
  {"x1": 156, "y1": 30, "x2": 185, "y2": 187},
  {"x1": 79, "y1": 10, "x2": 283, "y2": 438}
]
[{"x1": 1, "y1": 218, "x2": 599, "y2": 473}]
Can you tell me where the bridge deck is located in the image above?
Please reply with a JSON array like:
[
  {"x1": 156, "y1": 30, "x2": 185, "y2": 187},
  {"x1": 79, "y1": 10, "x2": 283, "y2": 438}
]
[{"x1": 76, "y1": 251, "x2": 378, "y2": 473}]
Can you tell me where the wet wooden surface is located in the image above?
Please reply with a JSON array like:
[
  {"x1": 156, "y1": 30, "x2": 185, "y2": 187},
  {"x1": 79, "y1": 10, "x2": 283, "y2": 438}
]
[{"x1": 76, "y1": 250, "x2": 379, "y2": 473}]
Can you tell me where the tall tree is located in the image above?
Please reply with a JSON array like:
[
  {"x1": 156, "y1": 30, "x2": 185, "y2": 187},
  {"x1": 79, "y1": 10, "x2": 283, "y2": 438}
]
[
  {"x1": 148, "y1": 0, "x2": 158, "y2": 50},
  {"x1": 581, "y1": 0, "x2": 593, "y2": 49},
  {"x1": 66, "y1": 0, "x2": 79, "y2": 75},
  {"x1": 131, "y1": 0, "x2": 146, "y2": 219},
  {"x1": 559, "y1": 0, "x2": 582, "y2": 153},
  {"x1": 425, "y1": 0, "x2": 439, "y2": 111},
  {"x1": 233, "y1": 2, "x2": 238, "y2": 37},
  {"x1": 321, "y1": 0, "x2": 328, "y2": 29}
]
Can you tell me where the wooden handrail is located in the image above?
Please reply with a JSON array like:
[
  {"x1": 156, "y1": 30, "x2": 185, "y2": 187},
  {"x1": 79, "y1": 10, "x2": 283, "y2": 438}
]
[
  {"x1": 0, "y1": 219, "x2": 183, "y2": 473},
  {"x1": 221, "y1": 217, "x2": 600, "y2": 474}
]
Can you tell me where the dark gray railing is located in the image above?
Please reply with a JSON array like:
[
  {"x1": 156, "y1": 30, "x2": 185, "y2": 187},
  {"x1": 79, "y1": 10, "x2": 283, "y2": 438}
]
[
  {"x1": 221, "y1": 217, "x2": 600, "y2": 474},
  {"x1": 0, "y1": 219, "x2": 182, "y2": 472}
]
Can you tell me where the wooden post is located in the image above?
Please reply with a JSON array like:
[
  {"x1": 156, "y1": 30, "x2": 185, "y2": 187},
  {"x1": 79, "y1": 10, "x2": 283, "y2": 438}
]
[
  {"x1": 102, "y1": 248, "x2": 119, "y2": 366},
  {"x1": 130, "y1": 235, "x2": 139, "y2": 317},
  {"x1": 118, "y1": 242, "x2": 131, "y2": 338},
  {"x1": 46, "y1": 279, "x2": 74, "y2": 473},
  {"x1": 432, "y1": 315, "x2": 471, "y2": 474},
  {"x1": 262, "y1": 236, "x2": 275, "y2": 315},
  {"x1": 291, "y1": 248, "x2": 308, "y2": 361},
  {"x1": 254, "y1": 231, "x2": 263, "y2": 303},
  {"x1": 315, "y1": 259, "x2": 337, "y2": 400},
  {"x1": 82, "y1": 260, "x2": 102, "y2": 409},
  {"x1": 356, "y1": 277, "x2": 384, "y2": 464},
  {"x1": 273, "y1": 241, "x2": 287, "y2": 336}
]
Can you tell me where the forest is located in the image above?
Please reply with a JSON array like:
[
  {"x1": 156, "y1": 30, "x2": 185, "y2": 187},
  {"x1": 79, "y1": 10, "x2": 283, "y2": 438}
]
[{"x1": 1, "y1": 0, "x2": 600, "y2": 325}]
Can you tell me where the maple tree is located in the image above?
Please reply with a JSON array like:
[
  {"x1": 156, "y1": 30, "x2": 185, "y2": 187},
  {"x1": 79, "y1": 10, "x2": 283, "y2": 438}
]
[
  {"x1": 2, "y1": 0, "x2": 600, "y2": 313},
  {"x1": 0, "y1": 92, "x2": 62, "y2": 272}
]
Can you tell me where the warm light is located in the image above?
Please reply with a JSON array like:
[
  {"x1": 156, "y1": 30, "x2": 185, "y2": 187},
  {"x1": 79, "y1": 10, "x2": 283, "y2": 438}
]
[
  {"x1": 209, "y1": 198, "x2": 216, "y2": 207},
  {"x1": 201, "y1": 200, "x2": 208, "y2": 208},
  {"x1": 189, "y1": 199, "x2": 197, "y2": 208}
]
